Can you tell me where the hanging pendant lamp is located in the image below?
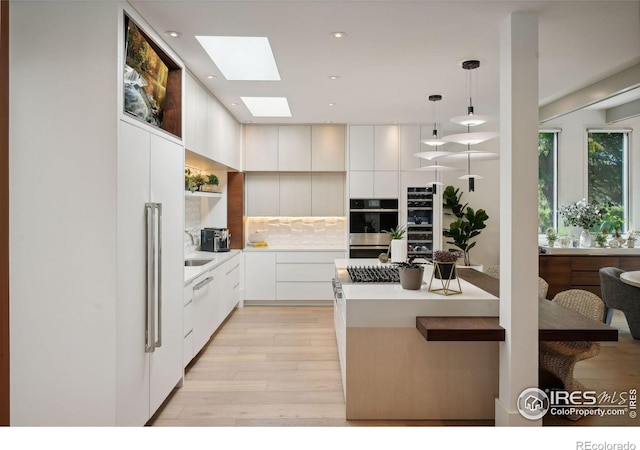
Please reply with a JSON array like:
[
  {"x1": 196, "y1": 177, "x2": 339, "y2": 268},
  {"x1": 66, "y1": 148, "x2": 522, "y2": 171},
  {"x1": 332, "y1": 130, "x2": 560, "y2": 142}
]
[{"x1": 449, "y1": 60, "x2": 491, "y2": 127}]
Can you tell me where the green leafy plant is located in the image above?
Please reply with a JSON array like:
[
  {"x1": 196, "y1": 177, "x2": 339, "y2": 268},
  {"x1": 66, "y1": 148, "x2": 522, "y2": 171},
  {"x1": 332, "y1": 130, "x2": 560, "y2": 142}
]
[
  {"x1": 627, "y1": 230, "x2": 637, "y2": 243},
  {"x1": 595, "y1": 232, "x2": 608, "y2": 247},
  {"x1": 442, "y1": 186, "x2": 489, "y2": 266},
  {"x1": 206, "y1": 174, "x2": 219, "y2": 186},
  {"x1": 393, "y1": 256, "x2": 423, "y2": 269},
  {"x1": 185, "y1": 169, "x2": 197, "y2": 193},
  {"x1": 601, "y1": 204, "x2": 624, "y2": 236},
  {"x1": 192, "y1": 173, "x2": 206, "y2": 190},
  {"x1": 386, "y1": 225, "x2": 406, "y2": 240}
]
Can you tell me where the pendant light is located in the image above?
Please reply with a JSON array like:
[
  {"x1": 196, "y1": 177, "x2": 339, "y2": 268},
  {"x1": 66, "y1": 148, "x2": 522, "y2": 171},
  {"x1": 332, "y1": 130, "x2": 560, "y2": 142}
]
[
  {"x1": 413, "y1": 94, "x2": 457, "y2": 194},
  {"x1": 449, "y1": 60, "x2": 491, "y2": 127},
  {"x1": 441, "y1": 60, "x2": 499, "y2": 192}
]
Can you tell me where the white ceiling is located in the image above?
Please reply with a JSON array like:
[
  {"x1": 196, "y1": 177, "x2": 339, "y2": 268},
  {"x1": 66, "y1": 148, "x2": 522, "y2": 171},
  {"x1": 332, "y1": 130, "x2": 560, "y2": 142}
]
[{"x1": 129, "y1": 0, "x2": 640, "y2": 128}]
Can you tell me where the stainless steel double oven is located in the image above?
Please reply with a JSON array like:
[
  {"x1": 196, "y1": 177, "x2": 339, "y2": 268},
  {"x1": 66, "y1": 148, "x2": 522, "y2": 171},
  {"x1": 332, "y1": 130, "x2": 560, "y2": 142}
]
[{"x1": 348, "y1": 198, "x2": 399, "y2": 258}]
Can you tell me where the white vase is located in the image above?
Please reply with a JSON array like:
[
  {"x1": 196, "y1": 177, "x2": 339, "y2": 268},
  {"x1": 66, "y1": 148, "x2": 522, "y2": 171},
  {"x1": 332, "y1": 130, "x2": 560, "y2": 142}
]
[
  {"x1": 390, "y1": 239, "x2": 407, "y2": 263},
  {"x1": 579, "y1": 228, "x2": 592, "y2": 248}
]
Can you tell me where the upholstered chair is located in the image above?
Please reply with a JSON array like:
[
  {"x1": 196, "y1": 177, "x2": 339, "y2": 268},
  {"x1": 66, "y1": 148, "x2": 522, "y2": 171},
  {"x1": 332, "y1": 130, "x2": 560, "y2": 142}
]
[{"x1": 599, "y1": 267, "x2": 640, "y2": 339}]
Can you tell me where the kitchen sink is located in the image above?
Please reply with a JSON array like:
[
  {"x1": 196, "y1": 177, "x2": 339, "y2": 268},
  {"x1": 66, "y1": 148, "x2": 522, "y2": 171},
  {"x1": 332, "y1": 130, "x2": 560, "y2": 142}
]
[{"x1": 184, "y1": 259, "x2": 215, "y2": 267}]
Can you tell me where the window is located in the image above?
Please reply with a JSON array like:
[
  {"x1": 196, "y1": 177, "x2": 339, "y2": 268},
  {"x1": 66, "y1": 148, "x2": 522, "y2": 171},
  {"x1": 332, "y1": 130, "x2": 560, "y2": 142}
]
[
  {"x1": 587, "y1": 130, "x2": 629, "y2": 232},
  {"x1": 538, "y1": 131, "x2": 558, "y2": 233}
]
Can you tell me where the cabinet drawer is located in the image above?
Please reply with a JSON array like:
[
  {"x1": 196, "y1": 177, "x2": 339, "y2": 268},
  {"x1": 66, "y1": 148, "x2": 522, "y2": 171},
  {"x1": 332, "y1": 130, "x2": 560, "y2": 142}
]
[
  {"x1": 571, "y1": 256, "x2": 618, "y2": 271},
  {"x1": 184, "y1": 298, "x2": 194, "y2": 337},
  {"x1": 225, "y1": 263, "x2": 240, "y2": 286},
  {"x1": 619, "y1": 257, "x2": 640, "y2": 271},
  {"x1": 276, "y1": 282, "x2": 333, "y2": 300},
  {"x1": 276, "y1": 263, "x2": 335, "y2": 282},
  {"x1": 571, "y1": 271, "x2": 601, "y2": 286},
  {"x1": 276, "y1": 251, "x2": 345, "y2": 264}
]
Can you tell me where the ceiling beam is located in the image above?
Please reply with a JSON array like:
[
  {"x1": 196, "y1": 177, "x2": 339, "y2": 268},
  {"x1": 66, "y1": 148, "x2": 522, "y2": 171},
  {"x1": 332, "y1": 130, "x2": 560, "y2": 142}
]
[
  {"x1": 539, "y1": 62, "x2": 640, "y2": 123},
  {"x1": 606, "y1": 98, "x2": 640, "y2": 123}
]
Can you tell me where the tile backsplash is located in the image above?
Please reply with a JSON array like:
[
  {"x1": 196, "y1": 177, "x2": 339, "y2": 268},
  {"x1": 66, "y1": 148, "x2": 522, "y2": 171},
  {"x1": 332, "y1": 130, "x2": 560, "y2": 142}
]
[
  {"x1": 246, "y1": 217, "x2": 346, "y2": 248},
  {"x1": 184, "y1": 197, "x2": 201, "y2": 254}
]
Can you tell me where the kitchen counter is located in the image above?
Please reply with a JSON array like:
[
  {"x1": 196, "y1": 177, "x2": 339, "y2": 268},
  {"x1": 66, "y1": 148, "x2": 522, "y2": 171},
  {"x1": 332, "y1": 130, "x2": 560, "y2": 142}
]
[
  {"x1": 243, "y1": 245, "x2": 347, "y2": 252},
  {"x1": 541, "y1": 246, "x2": 640, "y2": 255},
  {"x1": 184, "y1": 250, "x2": 242, "y2": 285},
  {"x1": 334, "y1": 258, "x2": 500, "y2": 420}
]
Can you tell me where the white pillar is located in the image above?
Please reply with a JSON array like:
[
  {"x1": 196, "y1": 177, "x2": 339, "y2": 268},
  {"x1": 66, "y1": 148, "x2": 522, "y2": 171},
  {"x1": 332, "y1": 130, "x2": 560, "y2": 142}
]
[{"x1": 495, "y1": 12, "x2": 541, "y2": 426}]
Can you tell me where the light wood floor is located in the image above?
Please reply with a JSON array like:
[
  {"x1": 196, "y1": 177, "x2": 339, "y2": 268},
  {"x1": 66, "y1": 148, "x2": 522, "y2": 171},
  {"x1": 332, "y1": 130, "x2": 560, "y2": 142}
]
[{"x1": 148, "y1": 306, "x2": 639, "y2": 427}]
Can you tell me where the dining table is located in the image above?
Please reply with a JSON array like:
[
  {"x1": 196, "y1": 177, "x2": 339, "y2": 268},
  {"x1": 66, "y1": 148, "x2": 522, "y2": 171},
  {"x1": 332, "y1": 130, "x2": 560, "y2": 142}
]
[{"x1": 620, "y1": 270, "x2": 640, "y2": 288}]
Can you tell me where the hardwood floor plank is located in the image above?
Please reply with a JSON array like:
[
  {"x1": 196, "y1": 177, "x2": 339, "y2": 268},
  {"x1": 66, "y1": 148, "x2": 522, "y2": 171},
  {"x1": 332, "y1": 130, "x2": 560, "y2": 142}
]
[
  {"x1": 165, "y1": 391, "x2": 346, "y2": 406},
  {"x1": 175, "y1": 403, "x2": 346, "y2": 420},
  {"x1": 179, "y1": 380, "x2": 268, "y2": 392},
  {"x1": 197, "y1": 353, "x2": 268, "y2": 362},
  {"x1": 189, "y1": 360, "x2": 298, "y2": 371},
  {"x1": 233, "y1": 369, "x2": 343, "y2": 381},
  {"x1": 265, "y1": 352, "x2": 338, "y2": 362},
  {"x1": 265, "y1": 380, "x2": 343, "y2": 392}
]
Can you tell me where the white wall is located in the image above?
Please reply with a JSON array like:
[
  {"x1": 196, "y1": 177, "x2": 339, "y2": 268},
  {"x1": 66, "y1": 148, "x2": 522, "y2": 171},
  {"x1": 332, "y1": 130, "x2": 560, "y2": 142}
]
[{"x1": 9, "y1": 1, "x2": 119, "y2": 424}]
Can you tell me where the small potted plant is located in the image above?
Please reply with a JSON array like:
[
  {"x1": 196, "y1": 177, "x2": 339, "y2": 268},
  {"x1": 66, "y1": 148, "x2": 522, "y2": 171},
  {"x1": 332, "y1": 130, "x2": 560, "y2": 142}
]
[
  {"x1": 393, "y1": 257, "x2": 424, "y2": 290},
  {"x1": 595, "y1": 232, "x2": 608, "y2": 248},
  {"x1": 627, "y1": 230, "x2": 637, "y2": 248},
  {"x1": 200, "y1": 173, "x2": 220, "y2": 192},
  {"x1": 545, "y1": 227, "x2": 557, "y2": 248},
  {"x1": 385, "y1": 225, "x2": 407, "y2": 263},
  {"x1": 432, "y1": 250, "x2": 463, "y2": 280},
  {"x1": 192, "y1": 173, "x2": 206, "y2": 192},
  {"x1": 185, "y1": 169, "x2": 197, "y2": 193}
]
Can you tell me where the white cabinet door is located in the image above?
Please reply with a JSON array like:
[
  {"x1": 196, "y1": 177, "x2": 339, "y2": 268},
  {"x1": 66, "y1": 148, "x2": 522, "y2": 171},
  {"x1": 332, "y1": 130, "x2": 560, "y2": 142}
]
[
  {"x1": 279, "y1": 173, "x2": 312, "y2": 216},
  {"x1": 349, "y1": 125, "x2": 374, "y2": 170},
  {"x1": 246, "y1": 173, "x2": 280, "y2": 216},
  {"x1": 312, "y1": 125, "x2": 345, "y2": 171},
  {"x1": 244, "y1": 252, "x2": 276, "y2": 300},
  {"x1": 148, "y1": 133, "x2": 185, "y2": 416},
  {"x1": 349, "y1": 171, "x2": 374, "y2": 199},
  {"x1": 116, "y1": 121, "x2": 183, "y2": 425},
  {"x1": 221, "y1": 110, "x2": 241, "y2": 171},
  {"x1": 312, "y1": 173, "x2": 345, "y2": 216},
  {"x1": 207, "y1": 96, "x2": 225, "y2": 165},
  {"x1": 400, "y1": 125, "x2": 421, "y2": 170},
  {"x1": 192, "y1": 270, "x2": 217, "y2": 355},
  {"x1": 374, "y1": 125, "x2": 399, "y2": 171},
  {"x1": 221, "y1": 255, "x2": 241, "y2": 318},
  {"x1": 244, "y1": 125, "x2": 278, "y2": 171},
  {"x1": 278, "y1": 125, "x2": 311, "y2": 171},
  {"x1": 374, "y1": 171, "x2": 399, "y2": 199},
  {"x1": 184, "y1": 73, "x2": 208, "y2": 156}
]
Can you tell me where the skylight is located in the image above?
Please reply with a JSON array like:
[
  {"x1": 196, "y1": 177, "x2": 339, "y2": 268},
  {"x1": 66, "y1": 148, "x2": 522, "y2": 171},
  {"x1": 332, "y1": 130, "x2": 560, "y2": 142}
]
[
  {"x1": 241, "y1": 97, "x2": 292, "y2": 117},
  {"x1": 195, "y1": 36, "x2": 281, "y2": 81}
]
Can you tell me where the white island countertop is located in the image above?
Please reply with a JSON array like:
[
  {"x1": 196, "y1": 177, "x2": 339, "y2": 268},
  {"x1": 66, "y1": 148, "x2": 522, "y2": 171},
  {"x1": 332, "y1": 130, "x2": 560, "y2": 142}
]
[{"x1": 335, "y1": 258, "x2": 499, "y2": 327}]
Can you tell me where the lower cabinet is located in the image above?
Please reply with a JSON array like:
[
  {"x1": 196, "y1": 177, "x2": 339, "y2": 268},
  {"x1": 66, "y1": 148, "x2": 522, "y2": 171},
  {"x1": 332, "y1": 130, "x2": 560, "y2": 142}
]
[
  {"x1": 245, "y1": 251, "x2": 345, "y2": 302},
  {"x1": 184, "y1": 253, "x2": 242, "y2": 366}
]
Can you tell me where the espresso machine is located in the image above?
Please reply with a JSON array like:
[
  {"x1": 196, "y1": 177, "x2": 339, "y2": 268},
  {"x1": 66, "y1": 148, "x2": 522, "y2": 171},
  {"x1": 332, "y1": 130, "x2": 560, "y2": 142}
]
[{"x1": 201, "y1": 228, "x2": 231, "y2": 252}]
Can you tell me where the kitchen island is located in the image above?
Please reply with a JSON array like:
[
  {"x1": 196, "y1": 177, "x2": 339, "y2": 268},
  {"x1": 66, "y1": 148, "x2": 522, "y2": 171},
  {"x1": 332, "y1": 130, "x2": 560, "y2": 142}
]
[{"x1": 333, "y1": 258, "x2": 500, "y2": 420}]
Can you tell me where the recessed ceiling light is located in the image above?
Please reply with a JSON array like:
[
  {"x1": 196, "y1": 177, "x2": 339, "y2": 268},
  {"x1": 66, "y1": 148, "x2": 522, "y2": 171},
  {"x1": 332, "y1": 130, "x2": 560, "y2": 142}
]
[
  {"x1": 331, "y1": 31, "x2": 347, "y2": 38},
  {"x1": 231, "y1": 102, "x2": 239, "y2": 106},
  {"x1": 328, "y1": 103, "x2": 336, "y2": 107},
  {"x1": 329, "y1": 75, "x2": 341, "y2": 80},
  {"x1": 325, "y1": 121, "x2": 333, "y2": 124},
  {"x1": 241, "y1": 97, "x2": 292, "y2": 117},
  {"x1": 207, "y1": 75, "x2": 217, "y2": 79},
  {"x1": 165, "y1": 31, "x2": 182, "y2": 38},
  {"x1": 195, "y1": 36, "x2": 281, "y2": 81},
  {"x1": 391, "y1": 121, "x2": 398, "y2": 124}
]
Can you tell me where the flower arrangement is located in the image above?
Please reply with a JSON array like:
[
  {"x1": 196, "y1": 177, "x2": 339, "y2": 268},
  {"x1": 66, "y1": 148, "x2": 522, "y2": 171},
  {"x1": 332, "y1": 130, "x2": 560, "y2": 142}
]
[
  {"x1": 545, "y1": 227, "x2": 557, "y2": 243},
  {"x1": 559, "y1": 199, "x2": 608, "y2": 230},
  {"x1": 433, "y1": 250, "x2": 464, "y2": 263}
]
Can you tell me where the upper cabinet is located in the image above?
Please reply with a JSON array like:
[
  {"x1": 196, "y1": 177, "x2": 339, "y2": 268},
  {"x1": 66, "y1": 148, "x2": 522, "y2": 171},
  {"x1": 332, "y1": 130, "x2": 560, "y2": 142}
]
[
  {"x1": 349, "y1": 125, "x2": 375, "y2": 171},
  {"x1": 244, "y1": 124, "x2": 346, "y2": 172},
  {"x1": 184, "y1": 72, "x2": 241, "y2": 171},
  {"x1": 312, "y1": 125, "x2": 346, "y2": 171}
]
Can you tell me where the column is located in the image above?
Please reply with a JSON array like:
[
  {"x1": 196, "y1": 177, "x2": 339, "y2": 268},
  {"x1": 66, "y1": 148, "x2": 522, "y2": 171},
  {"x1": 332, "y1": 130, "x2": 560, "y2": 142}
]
[{"x1": 495, "y1": 12, "x2": 541, "y2": 426}]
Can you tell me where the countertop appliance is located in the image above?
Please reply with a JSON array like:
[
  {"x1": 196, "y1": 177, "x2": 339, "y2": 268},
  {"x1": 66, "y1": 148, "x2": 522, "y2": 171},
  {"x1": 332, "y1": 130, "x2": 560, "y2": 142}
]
[
  {"x1": 201, "y1": 228, "x2": 231, "y2": 252},
  {"x1": 349, "y1": 198, "x2": 399, "y2": 258}
]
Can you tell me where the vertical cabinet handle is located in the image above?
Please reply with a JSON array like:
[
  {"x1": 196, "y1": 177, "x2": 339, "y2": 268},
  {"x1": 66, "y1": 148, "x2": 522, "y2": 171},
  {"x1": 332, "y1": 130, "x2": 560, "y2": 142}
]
[
  {"x1": 145, "y1": 203, "x2": 156, "y2": 353},
  {"x1": 145, "y1": 202, "x2": 163, "y2": 352}
]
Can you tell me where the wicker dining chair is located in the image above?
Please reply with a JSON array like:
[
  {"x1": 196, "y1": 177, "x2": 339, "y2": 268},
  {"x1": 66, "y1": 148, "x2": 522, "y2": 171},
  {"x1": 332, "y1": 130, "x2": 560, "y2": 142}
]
[
  {"x1": 484, "y1": 265, "x2": 549, "y2": 300},
  {"x1": 539, "y1": 289, "x2": 605, "y2": 413},
  {"x1": 599, "y1": 267, "x2": 640, "y2": 339}
]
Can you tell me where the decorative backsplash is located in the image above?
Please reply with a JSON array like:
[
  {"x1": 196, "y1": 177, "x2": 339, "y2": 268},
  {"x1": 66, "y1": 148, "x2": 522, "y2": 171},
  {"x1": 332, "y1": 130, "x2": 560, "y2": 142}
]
[
  {"x1": 246, "y1": 217, "x2": 346, "y2": 248},
  {"x1": 184, "y1": 197, "x2": 201, "y2": 254}
]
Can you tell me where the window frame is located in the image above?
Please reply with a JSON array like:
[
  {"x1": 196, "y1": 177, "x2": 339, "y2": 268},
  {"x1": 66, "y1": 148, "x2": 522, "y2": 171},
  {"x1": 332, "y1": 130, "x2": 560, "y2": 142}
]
[{"x1": 538, "y1": 129, "x2": 559, "y2": 233}]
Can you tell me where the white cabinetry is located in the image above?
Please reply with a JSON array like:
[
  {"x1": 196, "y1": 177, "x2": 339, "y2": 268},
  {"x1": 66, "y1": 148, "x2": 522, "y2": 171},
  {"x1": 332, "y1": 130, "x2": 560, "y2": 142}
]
[
  {"x1": 245, "y1": 251, "x2": 345, "y2": 302},
  {"x1": 348, "y1": 125, "x2": 399, "y2": 199},
  {"x1": 184, "y1": 72, "x2": 240, "y2": 170},
  {"x1": 244, "y1": 125, "x2": 279, "y2": 171},
  {"x1": 220, "y1": 254, "x2": 241, "y2": 318},
  {"x1": 334, "y1": 285, "x2": 346, "y2": 398},
  {"x1": 278, "y1": 125, "x2": 311, "y2": 171},
  {"x1": 245, "y1": 124, "x2": 346, "y2": 172},
  {"x1": 117, "y1": 121, "x2": 184, "y2": 426},
  {"x1": 183, "y1": 283, "x2": 195, "y2": 368},
  {"x1": 311, "y1": 173, "x2": 345, "y2": 216},
  {"x1": 312, "y1": 125, "x2": 345, "y2": 171},
  {"x1": 279, "y1": 173, "x2": 312, "y2": 216},
  {"x1": 246, "y1": 173, "x2": 280, "y2": 216}
]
